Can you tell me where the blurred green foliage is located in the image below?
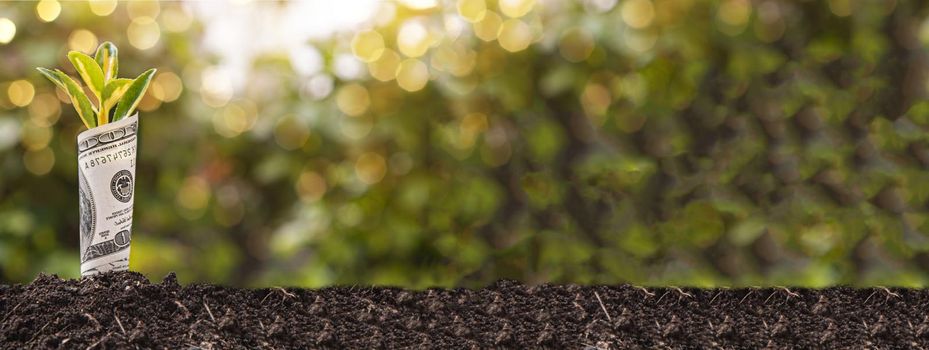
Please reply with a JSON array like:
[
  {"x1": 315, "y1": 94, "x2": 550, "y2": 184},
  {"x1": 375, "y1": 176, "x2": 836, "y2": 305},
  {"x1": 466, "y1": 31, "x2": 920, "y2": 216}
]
[{"x1": 2, "y1": 0, "x2": 929, "y2": 288}]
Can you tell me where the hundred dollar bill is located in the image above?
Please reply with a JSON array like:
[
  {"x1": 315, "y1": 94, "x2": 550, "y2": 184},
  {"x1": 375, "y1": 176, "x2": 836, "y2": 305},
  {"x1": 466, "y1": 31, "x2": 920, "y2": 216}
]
[{"x1": 77, "y1": 114, "x2": 138, "y2": 276}]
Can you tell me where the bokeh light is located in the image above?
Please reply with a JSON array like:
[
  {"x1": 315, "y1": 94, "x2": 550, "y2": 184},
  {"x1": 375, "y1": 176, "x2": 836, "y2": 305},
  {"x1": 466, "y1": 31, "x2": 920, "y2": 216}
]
[
  {"x1": 21, "y1": 122, "x2": 51, "y2": 151},
  {"x1": 88, "y1": 0, "x2": 118, "y2": 17},
  {"x1": 200, "y1": 66, "x2": 234, "y2": 107},
  {"x1": 558, "y1": 27, "x2": 594, "y2": 62},
  {"x1": 431, "y1": 42, "x2": 476, "y2": 77},
  {"x1": 717, "y1": 0, "x2": 752, "y2": 36},
  {"x1": 355, "y1": 152, "x2": 387, "y2": 184},
  {"x1": 584, "y1": 0, "x2": 618, "y2": 13},
  {"x1": 473, "y1": 10, "x2": 502, "y2": 41},
  {"x1": 303, "y1": 74, "x2": 334, "y2": 100},
  {"x1": 499, "y1": 0, "x2": 535, "y2": 18},
  {"x1": 367, "y1": 48, "x2": 402, "y2": 81},
  {"x1": 151, "y1": 71, "x2": 183, "y2": 103},
  {"x1": 273, "y1": 116, "x2": 310, "y2": 151},
  {"x1": 581, "y1": 82, "x2": 611, "y2": 124},
  {"x1": 212, "y1": 101, "x2": 257, "y2": 138},
  {"x1": 623, "y1": 29, "x2": 656, "y2": 53},
  {"x1": 160, "y1": 6, "x2": 193, "y2": 33},
  {"x1": 336, "y1": 83, "x2": 371, "y2": 117},
  {"x1": 23, "y1": 148, "x2": 55, "y2": 176},
  {"x1": 0, "y1": 18, "x2": 16, "y2": 44},
  {"x1": 396, "y1": 58, "x2": 429, "y2": 92},
  {"x1": 340, "y1": 115, "x2": 374, "y2": 140},
  {"x1": 35, "y1": 0, "x2": 61, "y2": 23},
  {"x1": 497, "y1": 19, "x2": 532, "y2": 52},
  {"x1": 137, "y1": 89, "x2": 162, "y2": 112},
  {"x1": 754, "y1": 1, "x2": 785, "y2": 43},
  {"x1": 7, "y1": 80, "x2": 35, "y2": 107},
  {"x1": 0, "y1": 118, "x2": 19, "y2": 151},
  {"x1": 128, "y1": 17, "x2": 161, "y2": 50},
  {"x1": 334, "y1": 54, "x2": 366, "y2": 80},
  {"x1": 177, "y1": 176, "x2": 211, "y2": 218},
  {"x1": 457, "y1": 0, "x2": 487, "y2": 23},
  {"x1": 621, "y1": 0, "x2": 655, "y2": 29},
  {"x1": 397, "y1": 20, "x2": 432, "y2": 58},
  {"x1": 68, "y1": 29, "x2": 98, "y2": 54},
  {"x1": 296, "y1": 169, "x2": 327, "y2": 202},
  {"x1": 127, "y1": 0, "x2": 160, "y2": 19},
  {"x1": 28, "y1": 93, "x2": 61, "y2": 127},
  {"x1": 351, "y1": 30, "x2": 386, "y2": 63},
  {"x1": 397, "y1": 0, "x2": 438, "y2": 10},
  {"x1": 444, "y1": 14, "x2": 467, "y2": 40},
  {"x1": 457, "y1": 112, "x2": 488, "y2": 149}
]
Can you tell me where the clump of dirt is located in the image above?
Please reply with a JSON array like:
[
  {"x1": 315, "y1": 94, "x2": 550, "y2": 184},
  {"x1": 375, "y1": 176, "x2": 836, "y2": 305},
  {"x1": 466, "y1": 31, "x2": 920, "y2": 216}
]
[{"x1": 1, "y1": 272, "x2": 927, "y2": 349}]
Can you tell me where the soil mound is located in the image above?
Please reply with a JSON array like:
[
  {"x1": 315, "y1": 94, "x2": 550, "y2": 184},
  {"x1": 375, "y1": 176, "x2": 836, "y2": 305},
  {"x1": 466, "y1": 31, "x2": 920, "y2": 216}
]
[{"x1": 2, "y1": 272, "x2": 928, "y2": 349}]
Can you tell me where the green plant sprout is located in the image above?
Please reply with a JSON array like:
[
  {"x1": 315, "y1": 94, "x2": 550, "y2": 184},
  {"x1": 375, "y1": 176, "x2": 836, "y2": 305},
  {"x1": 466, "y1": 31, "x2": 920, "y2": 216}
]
[{"x1": 36, "y1": 42, "x2": 155, "y2": 129}]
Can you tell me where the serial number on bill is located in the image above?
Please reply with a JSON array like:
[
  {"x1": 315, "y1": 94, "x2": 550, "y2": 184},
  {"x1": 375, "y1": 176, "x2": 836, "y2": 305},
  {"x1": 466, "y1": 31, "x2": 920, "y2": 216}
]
[{"x1": 83, "y1": 147, "x2": 135, "y2": 169}]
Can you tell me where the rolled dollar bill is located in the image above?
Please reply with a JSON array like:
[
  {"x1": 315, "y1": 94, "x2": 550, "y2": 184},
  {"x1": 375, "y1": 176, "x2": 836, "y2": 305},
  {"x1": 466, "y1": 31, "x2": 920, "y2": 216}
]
[{"x1": 77, "y1": 114, "x2": 138, "y2": 276}]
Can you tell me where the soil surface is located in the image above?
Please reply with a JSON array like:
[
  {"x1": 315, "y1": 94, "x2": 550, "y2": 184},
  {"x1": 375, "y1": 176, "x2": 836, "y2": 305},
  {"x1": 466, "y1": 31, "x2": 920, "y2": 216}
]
[{"x1": 2, "y1": 272, "x2": 929, "y2": 349}]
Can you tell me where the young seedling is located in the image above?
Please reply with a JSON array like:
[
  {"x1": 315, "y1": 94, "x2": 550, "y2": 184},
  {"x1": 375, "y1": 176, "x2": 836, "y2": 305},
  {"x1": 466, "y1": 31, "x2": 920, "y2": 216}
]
[
  {"x1": 36, "y1": 42, "x2": 155, "y2": 129},
  {"x1": 36, "y1": 42, "x2": 154, "y2": 276}
]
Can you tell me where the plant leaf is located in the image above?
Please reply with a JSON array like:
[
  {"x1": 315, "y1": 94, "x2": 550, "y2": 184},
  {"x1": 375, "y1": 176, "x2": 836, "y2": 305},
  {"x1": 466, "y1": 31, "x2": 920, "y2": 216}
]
[
  {"x1": 112, "y1": 68, "x2": 156, "y2": 122},
  {"x1": 52, "y1": 69, "x2": 97, "y2": 129},
  {"x1": 101, "y1": 78, "x2": 133, "y2": 123},
  {"x1": 36, "y1": 67, "x2": 66, "y2": 90},
  {"x1": 67, "y1": 51, "x2": 105, "y2": 106},
  {"x1": 94, "y1": 42, "x2": 118, "y2": 82}
]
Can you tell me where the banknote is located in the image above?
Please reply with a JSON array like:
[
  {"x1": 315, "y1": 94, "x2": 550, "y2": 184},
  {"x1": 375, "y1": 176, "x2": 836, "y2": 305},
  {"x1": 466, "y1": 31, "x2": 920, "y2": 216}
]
[{"x1": 77, "y1": 114, "x2": 138, "y2": 276}]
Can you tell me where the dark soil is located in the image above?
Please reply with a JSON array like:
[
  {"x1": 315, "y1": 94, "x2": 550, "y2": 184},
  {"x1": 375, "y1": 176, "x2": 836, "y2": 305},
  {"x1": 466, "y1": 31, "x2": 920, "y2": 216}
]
[{"x1": 2, "y1": 272, "x2": 929, "y2": 349}]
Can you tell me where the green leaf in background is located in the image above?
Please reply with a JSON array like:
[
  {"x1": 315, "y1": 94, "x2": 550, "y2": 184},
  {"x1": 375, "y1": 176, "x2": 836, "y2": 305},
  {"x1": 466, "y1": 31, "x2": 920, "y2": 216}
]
[
  {"x1": 52, "y1": 69, "x2": 96, "y2": 129},
  {"x1": 112, "y1": 68, "x2": 156, "y2": 122},
  {"x1": 67, "y1": 51, "x2": 105, "y2": 112},
  {"x1": 94, "y1": 42, "x2": 118, "y2": 82},
  {"x1": 35, "y1": 67, "x2": 65, "y2": 90},
  {"x1": 101, "y1": 78, "x2": 132, "y2": 122}
]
